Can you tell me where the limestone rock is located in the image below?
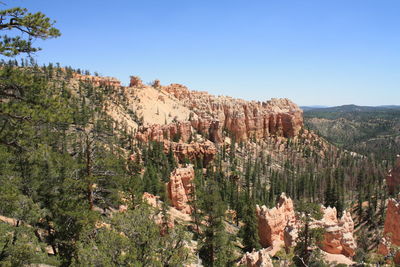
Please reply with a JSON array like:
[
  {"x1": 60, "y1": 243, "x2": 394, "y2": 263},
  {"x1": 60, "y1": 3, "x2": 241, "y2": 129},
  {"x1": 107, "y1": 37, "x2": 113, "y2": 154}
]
[
  {"x1": 161, "y1": 84, "x2": 303, "y2": 142},
  {"x1": 317, "y1": 207, "x2": 356, "y2": 257},
  {"x1": 166, "y1": 140, "x2": 217, "y2": 166},
  {"x1": 256, "y1": 193, "x2": 356, "y2": 259},
  {"x1": 387, "y1": 156, "x2": 400, "y2": 195},
  {"x1": 129, "y1": 75, "x2": 144, "y2": 87},
  {"x1": 136, "y1": 122, "x2": 193, "y2": 143},
  {"x1": 378, "y1": 196, "x2": 400, "y2": 264},
  {"x1": 256, "y1": 193, "x2": 295, "y2": 248},
  {"x1": 73, "y1": 73, "x2": 121, "y2": 87},
  {"x1": 283, "y1": 221, "x2": 299, "y2": 249},
  {"x1": 239, "y1": 248, "x2": 273, "y2": 267},
  {"x1": 167, "y1": 165, "x2": 195, "y2": 214}
]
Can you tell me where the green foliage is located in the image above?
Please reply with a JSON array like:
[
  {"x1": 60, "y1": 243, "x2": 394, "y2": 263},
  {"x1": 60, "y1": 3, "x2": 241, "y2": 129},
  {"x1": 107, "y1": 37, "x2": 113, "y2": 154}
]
[
  {"x1": 305, "y1": 105, "x2": 400, "y2": 162},
  {"x1": 293, "y1": 202, "x2": 325, "y2": 267},
  {"x1": 0, "y1": 223, "x2": 58, "y2": 266},
  {"x1": 72, "y1": 205, "x2": 192, "y2": 267},
  {"x1": 239, "y1": 198, "x2": 260, "y2": 252},
  {"x1": 0, "y1": 6, "x2": 60, "y2": 56},
  {"x1": 198, "y1": 179, "x2": 235, "y2": 266}
]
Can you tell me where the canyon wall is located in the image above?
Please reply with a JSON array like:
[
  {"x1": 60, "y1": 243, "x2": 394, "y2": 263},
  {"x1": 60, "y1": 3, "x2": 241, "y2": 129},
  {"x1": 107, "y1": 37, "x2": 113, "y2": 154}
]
[
  {"x1": 167, "y1": 165, "x2": 195, "y2": 214},
  {"x1": 378, "y1": 196, "x2": 400, "y2": 264},
  {"x1": 162, "y1": 84, "x2": 303, "y2": 143},
  {"x1": 256, "y1": 193, "x2": 356, "y2": 258},
  {"x1": 379, "y1": 155, "x2": 400, "y2": 264},
  {"x1": 256, "y1": 193, "x2": 295, "y2": 248},
  {"x1": 317, "y1": 207, "x2": 356, "y2": 257},
  {"x1": 386, "y1": 156, "x2": 400, "y2": 195}
]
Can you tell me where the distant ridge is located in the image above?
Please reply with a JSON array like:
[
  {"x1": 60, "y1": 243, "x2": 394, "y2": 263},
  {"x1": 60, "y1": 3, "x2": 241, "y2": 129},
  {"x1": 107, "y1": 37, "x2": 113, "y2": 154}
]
[
  {"x1": 302, "y1": 104, "x2": 400, "y2": 112},
  {"x1": 300, "y1": 105, "x2": 330, "y2": 111}
]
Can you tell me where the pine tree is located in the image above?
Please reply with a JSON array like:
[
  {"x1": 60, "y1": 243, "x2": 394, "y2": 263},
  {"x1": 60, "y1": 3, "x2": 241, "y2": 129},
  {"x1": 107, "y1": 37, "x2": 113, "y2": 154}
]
[
  {"x1": 240, "y1": 197, "x2": 261, "y2": 252},
  {"x1": 198, "y1": 180, "x2": 234, "y2": 266}
]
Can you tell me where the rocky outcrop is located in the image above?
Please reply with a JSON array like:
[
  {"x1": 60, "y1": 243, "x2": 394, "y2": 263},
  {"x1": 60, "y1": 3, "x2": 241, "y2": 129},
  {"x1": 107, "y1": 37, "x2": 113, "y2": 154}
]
[
  {"x1": 136, "y1": 122, "x2": 193, "y2": 143},
  {"x1": 162, "y1": 84, "x2": 303, "y2": 142},
  {"x1": 167, "y1": 166, "x2": 195, "y2": 214},
  {"x1": 387, "y1": 156, "x2": 400, "y2": 195},
  {"x1": 239, "y1": 248, "x2": 273, "y2": 267},
  {"x1": 129, "y1": 75, "x2": 144, "y2": 87},
  {"x1": 317, "y1": 207, "x2": 356, "y2": 257},
  {"x1": 256, "y1": 193, "x2": 295, "y2": 248},
  {"x1": 73, "y1": 73, "x2": 121, "y2": 87},
  {"x1": 256, "y1": 193, "x2": 356, "y2": 258},
  {"x1": 378, "y1": 196, "x2": 400, "y2": 264},
  {"x1": 136, "y1": 122, "x2": 216, "y2": 165},
  {"x1": 166, "y1": 140, "x2": 217, "y2": 166}
]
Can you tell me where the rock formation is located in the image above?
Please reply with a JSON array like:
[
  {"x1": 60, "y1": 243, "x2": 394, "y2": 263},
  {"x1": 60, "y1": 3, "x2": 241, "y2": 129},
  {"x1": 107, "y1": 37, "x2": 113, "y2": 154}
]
[
  {"x1": 166, "y1": 140, "x2": 217, "y2": 166},
  {"x1": 256, "y1": 193, "x2": 356, "y2": 258},
  {"x1": 73, "y1": 73, "x2": 121, "y2": 87},
  {"x1": 317, "y1": 207, "x2": 356, "y2": 257},
  {"x1": 378, "y1": 196, "x2": 400, "y2": 264},
  {"x1": 136, "y1": 122, "x2": 193, "y2": 143},
  {"x1": 152, "y1": 79, "x2": 161, "y2": 88},
  {"x1": 129, "y1": 75, "x2": 144, "y2": 87},
  {"x1": 167, "y1": 165, "x2": 195, "y2": 214},
  {"x1": 386, "y1": 155, "x2": 400, "y2": 195},
  {"x1": 239, "y1": 248, "x2": 273, "y2": 267},
  {"x1": 162, "y1": 84, "x2": 303, "y2": 142},
  {"x1": 256, "y1": 193, "x2": 295, "y2": 248}
]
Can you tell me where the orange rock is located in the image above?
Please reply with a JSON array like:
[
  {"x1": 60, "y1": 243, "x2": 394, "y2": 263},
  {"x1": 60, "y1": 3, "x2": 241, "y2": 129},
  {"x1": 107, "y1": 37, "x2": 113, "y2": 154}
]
[
  {"x1": 143, "y1": 192, "x2": 161, "y2": 208},
  {"x1": 136, "y1": 121, "x2": 217, "y2": 165},
  {"x1": 239, "y1": 248, "x2": 273, "y2": 267},
  {"x1": 73, "y1": 73, "x2": 121, "y2": 87},
  {"x1": 137, "y1": 122, "x2": 193, "y2": 143},
  {"x1": 378, "y1": 196, "x2": 400, "y2": 264},
  {"x1": 129, "y1": 75, "x2": 144, "y2": 87},
  {"x1": 317, "y1": 207, "x2": 356, "y2": 257},
  {"x1": 256, "y1": 193, "x2": 295, "y2": 248},
  {"x1": 166, "y1": 140, "x2": 217, "y2": 166},
  {"x1": 167, "y1": 165, "x2": 195, "y2": 214},
  {"x1": 161, "y1": 84, "x2": 303, "y2": 143},
  {"x1": 387, "y1": 156, "x2": 400, "y2": 195},
  {"x1": 256, "y1": 193, "x2": 356, "y2": 258}
]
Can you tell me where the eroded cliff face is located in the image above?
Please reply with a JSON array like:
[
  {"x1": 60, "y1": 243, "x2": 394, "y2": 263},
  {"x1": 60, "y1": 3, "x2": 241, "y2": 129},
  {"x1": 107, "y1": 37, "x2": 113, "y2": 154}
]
[
  {"x1": 136, "y1": 122, "x2": 193, "y2": 143},
  {"x1": 167, "y1": 165, "x2": 195, "y2": 214},
  {"x1": 317, "y1": 207, "x2": 356, "y2": 257},
  {"x1": 161, "y1": 83, "x2": 303, "y2": 143},
  {"x1": 256, "y1": 193, "x2": 356, "y2": 258},
  {"x1": 256, "y1": 193, "x2": 295, "y2": 248},
  {"x1": 378, "y1": 156, "x2": 400, "y2": 265},
  {"x1": 73, "y1": 73, "x2": 121, "y2": 87},
  {"x1": 378, "y1": 196, "x2": 400, "y2": 264},
  {"x1": 386, "y1": 156, "x2": 400, "y2": 195}
]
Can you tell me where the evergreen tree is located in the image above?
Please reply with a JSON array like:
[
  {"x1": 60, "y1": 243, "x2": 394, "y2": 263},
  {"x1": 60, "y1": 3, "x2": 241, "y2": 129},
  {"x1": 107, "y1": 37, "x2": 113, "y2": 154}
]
[
  {"x1": 239, "y1": 198, "x2": 261, "y2": 252},
  {"x1": 0, "y1": 5, "x2": 60, "y2": 56},
  {"x1": 198, "y1": 180, "x2": 234, "y2": 266}
]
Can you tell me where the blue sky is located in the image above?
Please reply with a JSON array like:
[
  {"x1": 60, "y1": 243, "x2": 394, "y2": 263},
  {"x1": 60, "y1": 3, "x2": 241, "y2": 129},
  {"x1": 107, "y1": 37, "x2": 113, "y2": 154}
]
[{"x1": 10, "y1": 0, "x2": 400, "y2": 106}]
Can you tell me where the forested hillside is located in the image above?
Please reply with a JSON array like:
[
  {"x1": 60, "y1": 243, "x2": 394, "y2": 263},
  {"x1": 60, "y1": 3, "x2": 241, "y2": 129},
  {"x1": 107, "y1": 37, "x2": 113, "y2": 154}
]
[
  {"x1": 0, "y1": 4, "x2": 399, "y2": 267},
  {"x1": 0, "y1": 61, "x2": 396, "y2": 266},
  {"x1": 304, "y1": 105, "x2": 400, "y2": 163}
]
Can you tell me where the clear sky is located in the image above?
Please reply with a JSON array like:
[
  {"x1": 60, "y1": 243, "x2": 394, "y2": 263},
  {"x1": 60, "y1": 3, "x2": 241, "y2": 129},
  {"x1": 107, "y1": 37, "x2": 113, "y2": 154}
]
[{"x1": 10, "y1": 0, "x2": 400, "y2": 106}]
